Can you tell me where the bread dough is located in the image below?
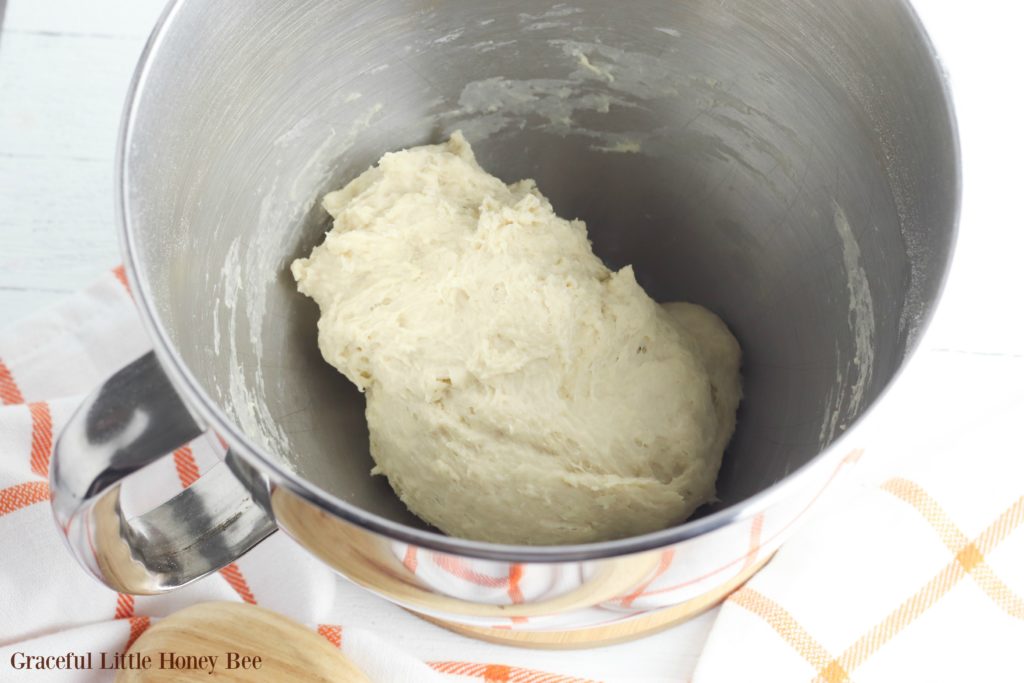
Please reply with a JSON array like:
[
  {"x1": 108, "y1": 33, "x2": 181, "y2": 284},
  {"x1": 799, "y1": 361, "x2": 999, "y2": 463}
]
[{"x1": 292, "y1": 133, "x2": 741, "y2": 545}]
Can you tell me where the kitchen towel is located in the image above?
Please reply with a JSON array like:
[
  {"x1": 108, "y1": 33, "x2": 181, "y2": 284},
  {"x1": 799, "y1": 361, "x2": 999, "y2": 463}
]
[{"x1": 1, "y1": 267, "x2": 1021, "y2": 682}]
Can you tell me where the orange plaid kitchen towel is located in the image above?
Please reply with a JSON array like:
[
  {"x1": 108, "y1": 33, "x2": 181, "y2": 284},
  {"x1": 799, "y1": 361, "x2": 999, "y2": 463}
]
[
  {"x1": 694, "y1": 356, "x2": 1024, "y2": 682},
  {"x1": 2, "y1": 267, "x2": 1022, "y2": 682}
]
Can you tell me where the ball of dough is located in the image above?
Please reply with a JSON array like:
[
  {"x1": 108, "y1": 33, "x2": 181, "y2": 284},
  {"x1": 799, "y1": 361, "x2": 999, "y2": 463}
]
[{"x1": 292, "y1": 132, "x2": 742, "y2": 545}]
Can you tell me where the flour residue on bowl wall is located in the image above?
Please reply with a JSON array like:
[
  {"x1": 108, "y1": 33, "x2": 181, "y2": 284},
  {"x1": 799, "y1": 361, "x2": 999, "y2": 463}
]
[
  {"x1": 438, "y1": 32, "x2": 801, "y2": 173},
  {"x1": 819, "y1": 204, "x2": 876, "y2": 447},
  {"x1": 219, "y1": 236, "x2": 291, "y2": 460},
  {"x1": 213, "y1": 101, "x2": 387, "y2": 466},
  {"x1": 211, "y1": 101, "x2": 387, "y2": 466},
  {"x1": 437, "y1": 36, "x2": 699, "y2": 155}
]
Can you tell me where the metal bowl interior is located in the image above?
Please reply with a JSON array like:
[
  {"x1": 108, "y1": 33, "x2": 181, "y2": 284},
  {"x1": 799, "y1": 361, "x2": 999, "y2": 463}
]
[{"x1": 120, "y1": 0, "x2": 958, "y2": 553}]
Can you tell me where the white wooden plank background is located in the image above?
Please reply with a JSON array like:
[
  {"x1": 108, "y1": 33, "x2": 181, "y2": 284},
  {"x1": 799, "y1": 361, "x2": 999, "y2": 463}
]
[{"x1": 0, "y1": 0, "x2": 165, "y2": 324}]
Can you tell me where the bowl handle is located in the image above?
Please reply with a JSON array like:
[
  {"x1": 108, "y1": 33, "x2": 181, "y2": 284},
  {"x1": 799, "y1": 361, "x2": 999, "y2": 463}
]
[{"x1": 49, "y1": 352, "x2": 278, "y2": 594}]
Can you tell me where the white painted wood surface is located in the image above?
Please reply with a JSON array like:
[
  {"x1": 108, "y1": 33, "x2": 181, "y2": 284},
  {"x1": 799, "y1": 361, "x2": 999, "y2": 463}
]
[{"x1": 0, "y1": 0, "x2": 165, "y2": 325}]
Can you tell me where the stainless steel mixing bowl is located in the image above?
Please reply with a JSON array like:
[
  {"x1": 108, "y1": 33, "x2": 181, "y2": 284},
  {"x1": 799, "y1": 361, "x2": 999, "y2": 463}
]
[{"x1": 51, "y1": 0, "x2": 958, "y2": 636}]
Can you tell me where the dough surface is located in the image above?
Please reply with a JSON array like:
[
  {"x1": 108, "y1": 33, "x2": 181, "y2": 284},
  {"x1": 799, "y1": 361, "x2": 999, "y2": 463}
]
[{"x1": 292, "y1": 133, "x2": 741, "y2": 545}]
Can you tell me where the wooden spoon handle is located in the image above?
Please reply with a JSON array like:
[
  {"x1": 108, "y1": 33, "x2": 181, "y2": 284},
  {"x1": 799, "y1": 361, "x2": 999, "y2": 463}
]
[{"x1": 116, "y1": 602, "x2": 369, "y2": 682}]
